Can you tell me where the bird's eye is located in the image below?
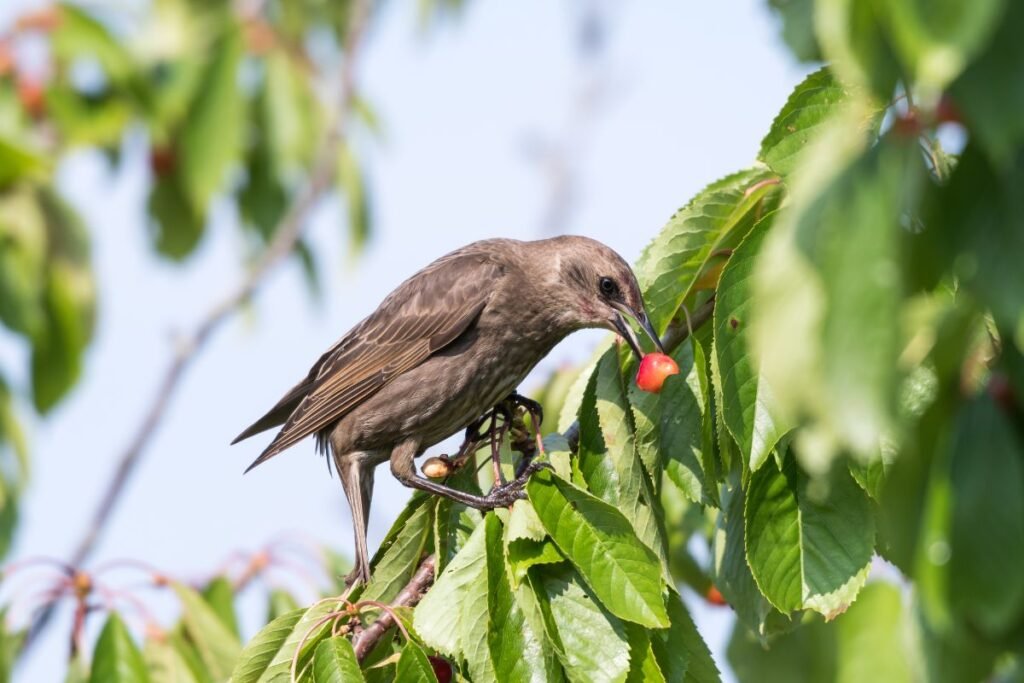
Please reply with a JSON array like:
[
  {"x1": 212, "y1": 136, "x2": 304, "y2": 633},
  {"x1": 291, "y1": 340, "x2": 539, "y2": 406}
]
[{"x1": 599, "y1": 276, "x2": 618, "y2": 298}]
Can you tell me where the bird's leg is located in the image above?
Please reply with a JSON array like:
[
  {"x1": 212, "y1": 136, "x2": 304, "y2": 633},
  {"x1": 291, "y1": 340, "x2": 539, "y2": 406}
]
[
  {"x1": 443, "y1": 412, "x2": 493, "y2": 473},
  {"x1": 392, "y1": 441, "x2": 527, "y2": 509},
  {"x1": 488, "y1": 405, "x2": 514, "y2": 486},
  {"x1": 502, "y1": 392, "x2": 545, "y2": 476},
  {"x1": 335, "y1": 452, "x2": 377, "y2": 586}
]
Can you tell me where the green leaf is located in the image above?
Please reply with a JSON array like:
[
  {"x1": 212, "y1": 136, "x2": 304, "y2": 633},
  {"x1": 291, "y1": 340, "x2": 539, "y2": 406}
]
[
  {"x1": 507, "y1": 536, "x2": 564, "y2": 587},
  {"x1": 930, "y1": 143, "x2": 1024, "y2": 331},
  {"x1": 338, "y1": 142, "x2": 372, "y2": 256},
  {"x1": 0, "y1": 186, "x2": 47, "y2": 336},
  {"x1": 947, "y1": 394, "x2": 1024, "y2": 636},
  {"x1": 171, "y1": 583, "x2": 242, "y2": 681},
  {"x1": 759, "y1": 68, "x2": 851, "y2": 178},
  {"x1": 432, "y1": 477, "x2": 482, "y2": 573},
  {"x1": 31, "y1": 190, "x2": 96, "y2": 413},
  {"x1": 577, "y1": 350, "x2": 666, "y2": 570},
  {"x1": 714, "y1": 216, "x2": 792, "y2": 472},
  {"x1": 414, "y1": 521, "x2": 487, "y2": 660},
  {"x1": 244, "y1": 600, "x2": 343, "y2": 682},
  {"x1": 506, "y1": 501, "x2": 563, "y2": 585},
  {"x1": 625, "y1": 626, "x2": 665, "y2": 683},
  {"x1": 950, "y1": 0, "x2": 1024, "y2": 168},
  {"x1": 527, "y1": 469, "x2": 669, "y2": 628},
  {"x1": 745, "y1": 452, "x2": 875, "y2": 617},
  {"x1": 395, "y1": 641, "x2": 438, "y2": 683},
  {"x1": 90, "y1": 613, "x2": 150, "y2": 683},
  {"x1": 767, "y1": 0, "x2": 822, "y2": 61},
  {"x1": 52, "y1": 4, "x2": 136, "y2": 85},
  {"x1": 636, "y1": 167, "x2": 781, "y2": 335},
  {"x1": 201, "y1": 576, "x2": 239, "y2": 638},
  {"x1": 531, "y1": 564, "x2": 630, "y2": 683},
  {"x1": 484, "y1": 514, "x2": 557, "y2": 682},
  {"x1": 312, "y1": 637, "x2": 365, "y2": 683},
  {"x1": 814, "y1": 0, "x2": 901, "y2": 100},
  {"x1": 229, "y1": 607, "x2": 304, "y2": 683},
  {"x1": 835, "y1": 582, "x2": 912, "y2": 683},
  {"x1": 143, "y1": 636, "x2": 200, "y2": 683},
  {"x1": 267, "y1": 589, "x2": 301, "y2": 623},
  {"x1": 913, "y1": 598, "x2": 1000, "y2": 683},
  {"x1": 262, "y1": 51, "x2": 317, "y2": 174},
  {"x1": 362, "y1": 494, "x2": 433, "y2": 604},
  {"x1": 879, "y1": 0, "x2": 1007, "y2": 94},
  {"x1": 238, "y1": 123, "x2": 288, "y2": 240},
  {"x1": 727, "y1": 614, "x2": 836, "y2": 683},
  {"x1": 712, "y1": 481, "x2": 784, "y2": 639},
  {"x1": 662, "y1": 591, "x2": 719, "y2": 683},
  {"x1": 657, "y1": 342, "x2": 713, "y2": 503},
  {"x1": 148, "y1": 172, "x2": 204, "y2": 260},
  {"x1": 506, "y1": 500, "x2": 547, "y2": 543},
  {"x1": 181, "y1": 28, "x2": 244, "y2": 215},
  {"x1": 0, "y1": 138, "x2": 48, "y2": 189},
  {"x1": 755, "y1": 137, "x2": 923, "y2": 458}
]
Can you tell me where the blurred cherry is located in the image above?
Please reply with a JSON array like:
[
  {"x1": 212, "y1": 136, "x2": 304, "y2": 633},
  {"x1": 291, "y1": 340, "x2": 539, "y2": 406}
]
[
  {"x1": 17, "y1": 77, "x2": 46, "y2": 119},
  {"x1": 428, "y1": 655, "x2": 453, "y2": 683},
  {"x1": 150, "y1": 146, "x2": 176, "y2": 177},
  {"x1": 705, "y1": 585, "x2": 728, "y2": 606}
]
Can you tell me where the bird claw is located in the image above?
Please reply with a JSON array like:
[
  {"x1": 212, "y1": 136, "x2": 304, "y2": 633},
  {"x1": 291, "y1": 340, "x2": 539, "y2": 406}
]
[
  {"x1": 505, "y1": 392, "x2": 544, "y2": 428},
  {"x1": 482, "y1": 461, "x2": 552, "y2": 508}
]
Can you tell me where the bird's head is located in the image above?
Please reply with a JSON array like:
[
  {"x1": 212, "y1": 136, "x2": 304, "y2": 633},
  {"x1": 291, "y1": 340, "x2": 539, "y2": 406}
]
[{"x1": 540, "y1": 236, "x2": 664, "y2": 359}]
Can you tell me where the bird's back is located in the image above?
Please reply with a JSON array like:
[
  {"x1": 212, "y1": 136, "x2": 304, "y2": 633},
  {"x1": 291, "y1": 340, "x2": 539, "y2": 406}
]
[{"x1": 234, "y1": 239, "x2": 522, "y2": 467}]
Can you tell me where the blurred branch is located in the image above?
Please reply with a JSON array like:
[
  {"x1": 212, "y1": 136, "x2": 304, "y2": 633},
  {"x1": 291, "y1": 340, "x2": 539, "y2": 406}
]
[
  {"x1": 352, "y1": 554, "x2": 436, "y2": 661},
  {"x1": 24, "y1": 0, "x2": 375, "y2": 652}
]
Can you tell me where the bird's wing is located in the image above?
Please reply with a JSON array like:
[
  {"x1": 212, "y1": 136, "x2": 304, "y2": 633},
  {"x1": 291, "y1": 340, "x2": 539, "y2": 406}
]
[{"x1": 240, "y1": 250, "x2": 501, "y2": 471}]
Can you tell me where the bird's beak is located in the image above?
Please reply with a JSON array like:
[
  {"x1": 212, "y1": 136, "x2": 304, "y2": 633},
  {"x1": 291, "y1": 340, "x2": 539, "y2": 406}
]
[{"x1": 611, "y1": 303, "x2": 665, "y2": 359}]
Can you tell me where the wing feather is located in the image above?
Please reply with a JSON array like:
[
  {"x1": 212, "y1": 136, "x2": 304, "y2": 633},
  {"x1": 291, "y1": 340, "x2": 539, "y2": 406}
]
[{"x1": 239, "y1": 249, "x2": 500, "y2": 471}]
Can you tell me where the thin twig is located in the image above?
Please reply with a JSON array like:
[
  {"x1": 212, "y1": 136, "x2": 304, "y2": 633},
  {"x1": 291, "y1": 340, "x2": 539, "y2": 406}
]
[
  {"x1": 24, "y1": 0, "x2": 374, "y2": 652},
  {"x1": 352, "y1": 554, "x2": 436, "y2": 661}
]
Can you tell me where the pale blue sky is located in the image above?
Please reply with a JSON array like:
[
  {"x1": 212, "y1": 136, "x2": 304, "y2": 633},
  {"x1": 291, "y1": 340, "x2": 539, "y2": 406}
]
[{"x1": 1, "y1": 1, "x2": 809, "y2": 679}]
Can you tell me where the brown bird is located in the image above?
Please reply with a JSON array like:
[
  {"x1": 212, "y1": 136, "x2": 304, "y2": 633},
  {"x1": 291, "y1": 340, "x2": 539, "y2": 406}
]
[{"x1": 233, "y1": 236, "x2": 662, "y2": 583}]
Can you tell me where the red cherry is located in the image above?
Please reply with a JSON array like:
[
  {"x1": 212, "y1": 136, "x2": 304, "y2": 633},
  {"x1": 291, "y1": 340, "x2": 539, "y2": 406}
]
[
  {"x1": 17, "y1": 78, "x2": 46, "y2": 119},
  {"x1": 705, "y1": 585, "x2": 728, "y2": 606},
  {"x1": 989, "y1": 373, "x2": 1017, "y2": 414},
  {"x1": 635, "y1": 353, "x2": 680, "y2": 393},
  {"x1": 16, "y1": 8, "x2": 62, "y2": 32},
  {"x1": 0, "y1": 41, "x2": 14, "y2": 77},
  {"x1": 149, "y1": 146, "x2": 176, "y2": 177},
  {"x1": 891, "y1": 110, "x2": 922, "y2": 139},
  {"x1": 935, "y1": 94, "x2": 963, "y2": 125},
  {"x1": 428, "y1": 655, "x2": 453, "y2": 683}
]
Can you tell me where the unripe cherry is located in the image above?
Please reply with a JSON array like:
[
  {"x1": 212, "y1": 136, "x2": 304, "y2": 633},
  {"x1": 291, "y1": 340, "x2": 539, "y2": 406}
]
[{"x1": 421, "y1": 456, "x2": 452, "y2": 479}]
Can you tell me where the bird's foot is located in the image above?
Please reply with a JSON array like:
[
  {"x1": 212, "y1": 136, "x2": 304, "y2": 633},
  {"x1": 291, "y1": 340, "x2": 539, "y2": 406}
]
[
  {"x1": 504, "y1": 392, "x2": 546, "y2": 458},
  {"x1": 343, "y1": 564, "x2": 371, "y2": 588},
  {"x1": 505, "y1": 392, "x2": 544, "y2": 429},
  {"x1": 481, "y1": 461, "x2": 553, "y2": 508}
]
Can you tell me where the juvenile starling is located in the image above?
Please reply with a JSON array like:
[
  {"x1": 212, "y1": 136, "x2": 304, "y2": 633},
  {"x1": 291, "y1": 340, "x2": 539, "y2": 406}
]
[{"x1": 233, "y1": 236, "x2": 662, "y2": 583}]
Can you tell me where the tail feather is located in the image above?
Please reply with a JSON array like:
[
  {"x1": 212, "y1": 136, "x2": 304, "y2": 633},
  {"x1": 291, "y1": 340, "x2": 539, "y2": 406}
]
[
  {"x1": 244, "y1": 441, "x2": 286, "y2": 473},
  {"x1": 235, "y1": 379, "x2": 316, "y2": 473},
  {"x1": 231, "y1": 379, "x2": 313, "y2": 445}
]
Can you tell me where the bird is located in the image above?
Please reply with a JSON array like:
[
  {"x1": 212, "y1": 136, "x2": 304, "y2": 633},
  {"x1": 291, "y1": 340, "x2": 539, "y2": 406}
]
[{"x1": 232, "y1": 236, "x2": 663, "y2": 584}]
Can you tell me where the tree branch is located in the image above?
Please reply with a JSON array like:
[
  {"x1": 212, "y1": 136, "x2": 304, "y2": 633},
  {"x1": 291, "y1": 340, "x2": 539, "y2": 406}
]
[
  {"x1": 352, "y1": 554, "x2": 436, "y2": 661},
  {"x1": 24, "y1": 0, "x2": 374, "y2": 651}
]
